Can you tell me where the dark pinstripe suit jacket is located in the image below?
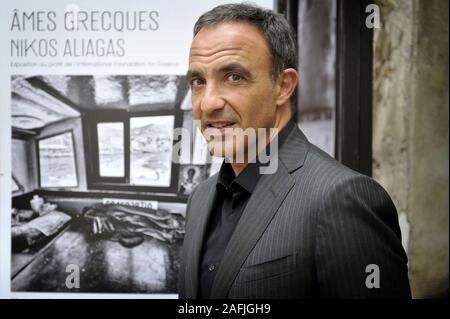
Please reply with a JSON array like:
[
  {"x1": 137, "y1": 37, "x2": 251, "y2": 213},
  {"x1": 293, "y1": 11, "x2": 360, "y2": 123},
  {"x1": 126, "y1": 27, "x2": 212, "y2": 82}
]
[{"x1": 179, "y1": 126, "x2": 411, "y2": 298}]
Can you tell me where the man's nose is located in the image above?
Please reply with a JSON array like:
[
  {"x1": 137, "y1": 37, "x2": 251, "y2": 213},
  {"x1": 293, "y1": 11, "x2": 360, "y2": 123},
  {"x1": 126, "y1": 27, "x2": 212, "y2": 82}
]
[{"x1": 200, "y1": 83, "x2": 225, "y2": 113}]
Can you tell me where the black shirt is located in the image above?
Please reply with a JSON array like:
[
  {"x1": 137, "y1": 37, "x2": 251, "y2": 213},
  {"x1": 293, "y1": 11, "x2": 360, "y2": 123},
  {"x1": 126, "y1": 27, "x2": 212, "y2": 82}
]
[{"x1": 199, "y1": 121, "x2": 296, "y2": 298}]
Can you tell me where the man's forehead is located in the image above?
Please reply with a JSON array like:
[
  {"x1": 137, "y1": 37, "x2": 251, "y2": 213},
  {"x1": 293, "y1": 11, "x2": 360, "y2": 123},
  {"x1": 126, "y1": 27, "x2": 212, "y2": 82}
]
[
  {"x1": 188, "y1": 22, "x2": 270, "y2": 72},
  {"x1": 189, "y1": 22, "x2": 268, "y2": 57}
]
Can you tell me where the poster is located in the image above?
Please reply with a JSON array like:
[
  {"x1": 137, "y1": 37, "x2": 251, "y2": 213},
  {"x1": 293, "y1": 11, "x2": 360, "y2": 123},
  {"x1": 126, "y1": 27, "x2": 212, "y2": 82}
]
[{"x1": 0, "y1": 0, "x2": 273, "y2": 299}]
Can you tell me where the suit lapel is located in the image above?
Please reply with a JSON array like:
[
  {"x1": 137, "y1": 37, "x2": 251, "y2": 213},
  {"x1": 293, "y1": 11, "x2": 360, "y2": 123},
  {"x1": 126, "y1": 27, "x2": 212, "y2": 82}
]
[
  {"x1": 185, "y1": 174, "x2": 218, "y2": 298},
  {"x1": 209, "y1": 126, "x2": 310, "y2": 298}
]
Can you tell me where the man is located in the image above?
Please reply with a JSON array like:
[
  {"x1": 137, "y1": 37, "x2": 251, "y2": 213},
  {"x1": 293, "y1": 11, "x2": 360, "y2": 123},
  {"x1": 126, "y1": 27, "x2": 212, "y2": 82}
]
[{"x1": 179, "y1": 3, "x2": 411, "y2": 298}]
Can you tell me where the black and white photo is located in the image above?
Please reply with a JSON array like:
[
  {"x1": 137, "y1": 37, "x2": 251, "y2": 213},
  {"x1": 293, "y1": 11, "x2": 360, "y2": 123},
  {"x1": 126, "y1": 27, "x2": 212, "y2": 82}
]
[{"x1": 11, "y1": 74, "x2": 190, "y2": 294}]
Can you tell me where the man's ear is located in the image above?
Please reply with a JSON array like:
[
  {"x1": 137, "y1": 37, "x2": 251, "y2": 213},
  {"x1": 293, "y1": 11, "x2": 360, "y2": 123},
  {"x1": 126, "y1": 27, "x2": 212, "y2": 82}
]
[{"x1": 276, "y1": 68, "x2": 298, "y2": 106}]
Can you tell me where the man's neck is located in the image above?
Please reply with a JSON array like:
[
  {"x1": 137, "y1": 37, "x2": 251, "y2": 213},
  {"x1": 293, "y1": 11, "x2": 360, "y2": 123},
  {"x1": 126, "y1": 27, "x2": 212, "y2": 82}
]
[
  {"x1": 230, "y1": 119, "x2": 291, "y2": 176},
  {"x1": 230, "y1": 162, "x2": 247, "y2": 177}
]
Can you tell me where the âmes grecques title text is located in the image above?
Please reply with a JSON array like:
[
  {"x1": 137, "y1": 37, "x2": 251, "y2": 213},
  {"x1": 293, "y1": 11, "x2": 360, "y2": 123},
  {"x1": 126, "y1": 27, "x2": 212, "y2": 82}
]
[{"x1": 10, "y1": 9, "x2": 160, "y2": 57}]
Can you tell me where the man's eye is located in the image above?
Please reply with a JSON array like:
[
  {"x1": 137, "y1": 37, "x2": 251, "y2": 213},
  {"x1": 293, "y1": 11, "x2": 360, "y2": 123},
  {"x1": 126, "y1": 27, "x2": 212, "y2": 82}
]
[
  {"x1": 227, "y1": 73, "x2": 242, "y2": 82},
  {"x1": 190, "y1": 78, "x2": 205, "y2": 86}
]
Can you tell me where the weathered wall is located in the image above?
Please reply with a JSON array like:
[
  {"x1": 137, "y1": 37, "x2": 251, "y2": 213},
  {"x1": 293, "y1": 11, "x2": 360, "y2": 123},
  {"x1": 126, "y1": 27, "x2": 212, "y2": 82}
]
[{"x1": 373, "y1": 0, "x2": 448, "y2": 298}]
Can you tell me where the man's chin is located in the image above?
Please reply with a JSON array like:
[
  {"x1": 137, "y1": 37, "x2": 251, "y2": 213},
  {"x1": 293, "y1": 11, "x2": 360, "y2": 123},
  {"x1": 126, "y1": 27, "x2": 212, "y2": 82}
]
[
  {"x1": 207, "y1": 143, "x2": 232, "y2": 158},
  {"x1": 207, "y1": 143, "x2": 249, "y2": 164}
]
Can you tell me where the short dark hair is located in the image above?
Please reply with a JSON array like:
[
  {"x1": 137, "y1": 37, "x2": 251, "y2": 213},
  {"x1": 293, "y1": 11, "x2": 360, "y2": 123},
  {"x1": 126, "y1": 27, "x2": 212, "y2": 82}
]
[{"x1": 193, "y1": 2, "x2": 297, "y2": 80}]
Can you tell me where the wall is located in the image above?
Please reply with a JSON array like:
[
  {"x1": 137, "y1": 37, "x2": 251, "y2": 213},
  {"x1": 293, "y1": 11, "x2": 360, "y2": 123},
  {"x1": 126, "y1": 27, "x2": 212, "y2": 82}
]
[{"x1": 373, "y1": 0, "x2": 448, "y2": 298}]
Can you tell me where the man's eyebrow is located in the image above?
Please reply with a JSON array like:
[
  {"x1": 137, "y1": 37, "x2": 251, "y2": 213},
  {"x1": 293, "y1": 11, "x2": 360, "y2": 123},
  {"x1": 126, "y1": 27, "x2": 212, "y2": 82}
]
[
  {"x1": 218, "y1": 63, "x2": 252, "y2": 78},
  {"x1": 186, "y1": 63, "x2": 253, "y2": 80},
  {"x1": 186, "y1": 69, "x2": 203, "y2": 80}
]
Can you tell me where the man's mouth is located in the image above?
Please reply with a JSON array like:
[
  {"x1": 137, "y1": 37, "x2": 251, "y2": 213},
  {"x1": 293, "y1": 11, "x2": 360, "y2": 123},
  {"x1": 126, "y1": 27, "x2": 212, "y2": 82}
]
[
  {"x1": 205, "y1": 121, "x2": 236, "y2": 133},
  {"x1": 207, "y1": 122, "x2": 235, "y2": 128}
]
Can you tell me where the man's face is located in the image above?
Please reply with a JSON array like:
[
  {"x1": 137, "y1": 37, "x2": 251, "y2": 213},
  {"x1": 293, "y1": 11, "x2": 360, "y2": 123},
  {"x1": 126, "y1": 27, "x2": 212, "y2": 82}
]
[
  {"x1": 188, "y1": 22, "x2": 280, "y2": 159},
  {"x1": 187, "y1": 169, "x2": 195, "y2": 179}
]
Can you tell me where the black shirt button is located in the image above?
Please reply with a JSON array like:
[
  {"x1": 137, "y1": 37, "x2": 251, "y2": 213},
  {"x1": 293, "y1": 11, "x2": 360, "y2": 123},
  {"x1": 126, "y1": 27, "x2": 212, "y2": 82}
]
[{"x1": 208, "y1": 264, "x2": 216, "y2": 272}]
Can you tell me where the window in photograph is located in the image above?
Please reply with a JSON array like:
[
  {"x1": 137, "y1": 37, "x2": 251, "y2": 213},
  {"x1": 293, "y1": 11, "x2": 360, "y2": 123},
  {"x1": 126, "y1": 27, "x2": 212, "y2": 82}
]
[
  {"x1": 12, "y1": 175, "x2": 21, "y2": 193},
  {"x1": 38, "y1": 132, "x2": 77, "y2": 188},
  {"x1": 130, "y1": 115, "x2": 174, "y2": 186},
  {"x1": 97, "y1": 122, "x2": 125, "y2": 177}
]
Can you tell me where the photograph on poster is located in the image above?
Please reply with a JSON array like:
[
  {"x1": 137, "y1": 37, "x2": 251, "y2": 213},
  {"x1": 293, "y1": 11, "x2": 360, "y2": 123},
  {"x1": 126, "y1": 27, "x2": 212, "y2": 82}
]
[
  {"x1": 10, "y1": 74, "x2": 193, "y2": 293},
  {"x1": 178, "y1": 164, "x2": 210, "y2": 196}
]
